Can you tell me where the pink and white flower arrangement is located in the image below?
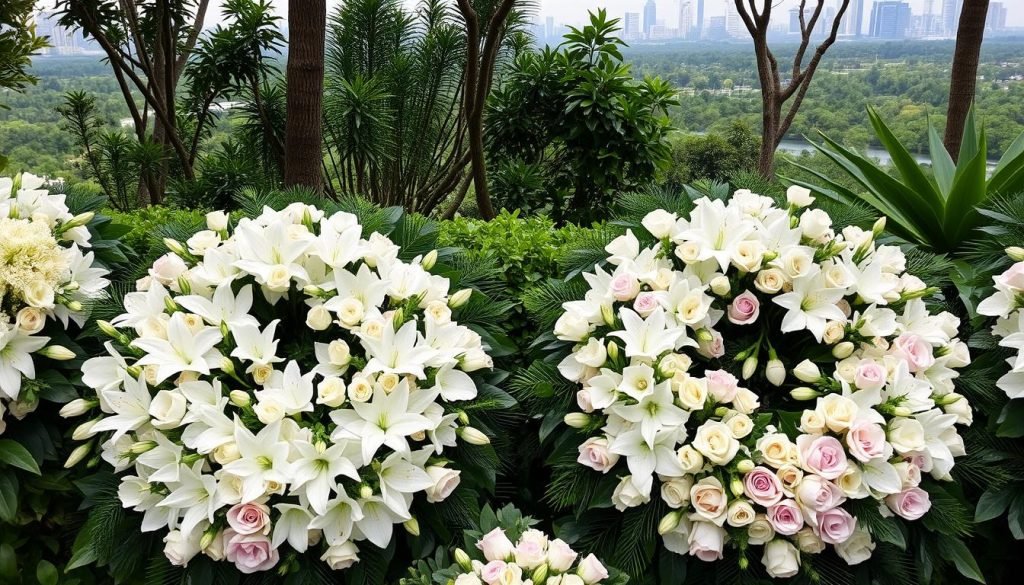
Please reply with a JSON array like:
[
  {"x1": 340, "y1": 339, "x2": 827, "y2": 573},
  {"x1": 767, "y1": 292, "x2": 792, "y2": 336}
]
[
  {"x1": 555, "y1": 189, "x2": 972, "y2": 577},
  {"x1": 0, "y1": 173, "x2": 110, "y2": 435},
  {"x1": 451, "y1": 526, "x2": 610, "y2": 585},
  {"x1": 64, "y1": 203, "x2": 496, "y2": 573},
  {"x1": 978, "y1": 249, "x2": 1024, "y2": 400}
]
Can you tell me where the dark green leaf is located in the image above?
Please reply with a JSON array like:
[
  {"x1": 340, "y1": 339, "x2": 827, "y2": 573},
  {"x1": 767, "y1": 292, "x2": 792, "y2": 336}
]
[{"x1": 0, "y1": 438, "x2": 41, "y2": 474}]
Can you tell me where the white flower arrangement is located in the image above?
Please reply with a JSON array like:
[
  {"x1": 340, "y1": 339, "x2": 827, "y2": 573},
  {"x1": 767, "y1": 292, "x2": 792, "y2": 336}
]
[
  {"x1": 554, "y1": 189, "x2": 972, "y2": 577},
  {"x1": 978, "y1": 248, "x2": 1024, "y2": 400},
  {"x1": 65, "y1": 203, "x2": 497, "y2": 574},
  {"x1": 0, "y1": 173, "x2": 110, "y2": 434},
  {"x1": 450, "y1": 526, "x2": 610, "y2": 585}
]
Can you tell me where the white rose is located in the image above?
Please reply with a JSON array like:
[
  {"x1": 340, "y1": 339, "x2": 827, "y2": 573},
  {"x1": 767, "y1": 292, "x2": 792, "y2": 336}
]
[
  {"x1": 726, "y1": 499, "x2": 756, "y2": 527},
  {"x1": 251, "y1": 364, "x2": 274, "y2": 385},
  {"x1": 326, "y1": 340, "x2": 351, "y2": 366},
  {"x1": 675, "y1": 241, "x2": 702, "y2": 264},
  {"x1": 612, "y1": 475, "x2": 650, "y2": 511},
  {"x1": 835, "y1": 527, "x2": 875, "y2": 565},
  {"x1": 348, "y1": 377, "x2": 373, "y2": 402},
  {"x1": 555, "y1": 312, "x2": 591, "y2": 342},
  {"x1": 317, "y1": 377, "x2": 347, "y2": 407},
  {"x1": 212, "y1": 442, "x2": 241, "y2": 465},
  {"x1": 779, "y1": 248, "x2": 814, "y2": 279},
  {"x1": 732, "y1": 388, "x2": 760, "y2": 415},
  {"x1": 576, "y1": 554, "x2": 609, "y2": 584},
  {"x1": 546, "y1": 538, "x2": 578, "y2": 572},
  {"x1": 816, "y1": 394, "x2": 858, "y2": 433},
  {"x1": 761, "y1": 539, "x2": 801, "y2": 579},
  {"x1": 321, "y1": 541, "x2": 360, "y2": 570},
  {"x1": 732, "y1": 240, "x2": 765, "y2": 272},
  {"x1": 454, "y1": 575, "x2": 483, "y2": 585},
  {"x1": 149, "y1": 390, "x2": 187, "y2": 429},
  {"x1": 677, "y1": 445, "x2": 705, "y2": 474},
  {"x1": 756, "y1": 433, "x2": 796, "y2": 469},
  {"x1": 150, "y1": 253, "x2": 187, "y2": 286},
  {"x1": 692, "y1": 421, "x2": 739, "y2": 465},
  {"x1": 265, "y1": 264, "x2": 291, "y2": 291},
  {"x1": 642, "y1": 209, "x2": 678, "y2": 239},
  {"x1": 787, "y1": 185, "x2": 815, "y2": 207},
  {"x1": 24, "y1": 281, "x2": 55, "y2": 308},
  {"x1": 424, "y1": 466, "x2": 461, "y2": 503},
  {"x1": 425, "y1": 300, "x2": 452, "y2": 324},
  {"x1": 725, "y1": 412, "x2": 754, "y2": 439},
  {"x1": 799, "y1": 409, "x2": 826, "y2": 434},
  {"x1": 796, "y1": 527, "x2": 826, "y2": 554},
  {"x1": 888, "y1": 418, "x2": 926, "y2": 454},
  {"x1": 577, "y1": 436, "x2": 619, "y2": 473},
  {"x1": 253, "y1": 396, "x2": 286, "y2": 424},
  {"x1": 942, "y1": 394, "x2": 973, "y2": 425},
  {"x1": 660, "y1": 476, "x2": 694, "y2": 508},
  {"x1": 163, "y1": 530, "x2": 201, "y2": 567},
  {"x1": 822, "y1": 321, "x2": 846, "y2": 344},
  {"x1": 186, "y1": 230, "x2": 221, "y2": 254},
  {"x1": 754, "y1": 268, "x2": 786, "y2": 294},
  {"x1": 689, "y1": 476, "x2": 728, "y2": 524},
  {"x1": 306, "y1": 305, "x2": 332, "y2": 331},
  {"x1": 746, "y1": 514, "x2": 775, "y2": 545},
  {"x1": 206, "y1": 210, "x2": 229, "y2": 231},
  {"x1": 336, "y1": 297, "x2": 364, "y2": 327},
  {"x1": 799, "y1": 209, "x2": 832, "y2": 241},
  {"x1": 575, "y1": 337, "x2": 607, "y2": 368},
  {"x1": 15, "y1": 307, "x2": 46, "y2": 334},
  {"x1": 676, "y1": 376, "x2": 708, "y2": 410}
]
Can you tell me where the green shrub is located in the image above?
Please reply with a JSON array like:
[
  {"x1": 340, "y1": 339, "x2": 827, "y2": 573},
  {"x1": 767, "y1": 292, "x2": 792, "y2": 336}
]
[{"x1": 107, "y1": 205, "x2": 207, "y2": 262}]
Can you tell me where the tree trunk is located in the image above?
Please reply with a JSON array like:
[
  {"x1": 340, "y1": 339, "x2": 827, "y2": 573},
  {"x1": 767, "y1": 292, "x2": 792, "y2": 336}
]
[
  {"x1": 944, "y1": 0, "x2": 989, "y2": 160},
  {"x1": 284, "y1": 0, "x2": 326, "y2": 193}
]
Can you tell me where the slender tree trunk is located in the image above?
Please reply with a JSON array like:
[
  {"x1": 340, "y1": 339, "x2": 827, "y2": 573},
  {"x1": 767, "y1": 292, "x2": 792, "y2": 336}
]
[
  {"x1": 284, "y1": 0, "x2": 326, "y2": 193},
  {"x1": 944, "y1": 0, "x2": 989, "y2": 160}
]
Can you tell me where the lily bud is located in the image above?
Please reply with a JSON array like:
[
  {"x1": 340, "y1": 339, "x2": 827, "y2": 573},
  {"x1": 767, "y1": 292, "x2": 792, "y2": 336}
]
[
  {"x1": 695, "y1": 328, "x2": 714, "y2": 344},
  {"x1": 59, "y1": 398, "x2": 95, "y2": 418},
  {"x1": 601, "y1": 303, "x2": 616, "y2": 327},
  {"x1": 96, "y1": 320, "x2": 121, "y2": 339},
  {"x1": 72, "y1": 419, "x2": 98, "y2": 441},
  {"x1": 64, "y1": 300, "x2": 84, "y2": 313},
  {"x1": 892, "y1": 406, "x2": 912, "y2": 417},
  {"x1": 790, "y1": 387, "x2": 820, "y2": 401},
  {"x1": 359, "y1": 484, "x2": 374, "y2": 499},
  {"x1": 64, "y1": 443, "x2": 92, "y2": 468},
  {"x1": 607, "y1": 340, "x2": 620, "y2": 363},
  {"x1": 422, "y1": 250, "x2": 438, "y2": 271},
  {"x1": 658, "y1": 511, "x2": 682, "y2": 535},
  {"x1": 1004, "y1": 246, "x2": 1024, "y2": 261},
  {"x1": 832, "y1": 341, "x2": 855, "y2": 359},
  {"x1": 229, "y1": 390, "x2": 251, "y2": 408},
  {"x1": 563, "y1": 413, "x2": 591, "y2": 428},
  {"x1": 200, "y1": 528, "x2": 217, "y2": 551},
  {"x1": 730, "y1": 478, "x2": 745, "y2": 497},
  {"x1": 792, "y1": 359, "x2": 821, "y2": 383},
  {"x1": 220, "y1": 357, "x2": 237, "y2": 376},
  {"x1": 164, "y1": 296, "x2": 179, "y2": 314},
  {"x1": 458, "y1": 426, "x2": 490, "y2": 445},
  {"x1": 392, "y1": 308, "x2": 405, "y2": 331},
  {"x1": 710, "y1": 276, "x2": 731, "y2": 296},
  {"x1": 38, "y1": 345, "x2": 76, "y2": 361},
  {"x1": 448, "y1": 288, "x2": 472, "y2": 308},
  {"x1": 403, "y1": 517, "x2": 421, "y2": 536},
  {"x1": 457, "y1": 410, "x2": 470, "y2": 425},
  {"x1": 713, "y1": 406, "x2": 729, "y2": 418},
  {"x1": 531, "y1": 564, "x2": 549, "y2": 583},
  {"x1": 126, "y1": 365, "x2": 143, "y2": 379},
  {"x1": 454, "y1": 549, "x2": 473, "y2": 572},
  {"x1": 129, "y1": 440, "x2": 157, "y2": 455},
  {"x1": 62, "y1": 211, "x2": 95, "y2": 230},
  {"x1": 163, "y1": 238, "x2": 187, "y2": 257},
  {"x1": 177, "y1": 276, "x2": 192, "y2": 295},
  {"x1": 742, "y1": 356, "x2": 758, "y2": 380},
  {"x1": 935, "y1": 392, "x2": 964, "y2": 406},
  {"x1": 765, "y1": 359, "x2": 786, "y2": 386},
  {"x1": 872, "y1": 216, "x2": 887, "y2": 239},
  {"x1": 736, "y1": 459, "x2": 755, "y2": 474}
]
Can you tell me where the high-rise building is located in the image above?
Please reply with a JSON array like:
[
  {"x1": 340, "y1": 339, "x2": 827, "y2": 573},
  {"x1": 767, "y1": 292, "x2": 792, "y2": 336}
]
[
  {"x1": 644, "y1": 0, "x2": 657, "y2": 38},
  {"x1": 725, "y1": 2, "x2": 743, "y2": 37},
  {"x1": 942, "y1": 0, "x2": 963, "y2": 36},
  {"x1": 624, "y1": 12, "x2": 642, "y2": 40},
  {"x1": 545, "y1": 16, "x2": 555, "y2": 41},
  {"x1": 706, "y1": 15, "x2": 728, "y2": 40},
  {"x1": 870, "y1": 1, "x2": 912, "y2": 39},
  {"x1": 34, "y1": 10, "x2": 90, "y2": 55},
  {"x1": 840, "y1": 0, "x2": 866, "y2": 36},
  {"x1": 987, "y1": 2, "x2": 1008, "y2": 31},
  {"x1": 679, "y1": 1, "x2": 694, "y2": 39},
  {"x1": 788, "y1": 6, "x2": 833, "y2": 38},
  {"x1": 695, "y1": 0, "x2": 705, "y2": 39}
]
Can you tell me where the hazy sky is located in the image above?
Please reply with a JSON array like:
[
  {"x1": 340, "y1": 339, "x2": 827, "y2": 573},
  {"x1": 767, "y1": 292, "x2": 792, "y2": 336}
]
[{"x1": 210, "y1": 0, "x2": 1023, "y2": 28}]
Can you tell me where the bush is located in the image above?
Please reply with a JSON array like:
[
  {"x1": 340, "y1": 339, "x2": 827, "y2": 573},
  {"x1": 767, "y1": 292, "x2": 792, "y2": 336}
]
[{"x1": 107, "y1": 205, "x2": 207, "y2": 264}]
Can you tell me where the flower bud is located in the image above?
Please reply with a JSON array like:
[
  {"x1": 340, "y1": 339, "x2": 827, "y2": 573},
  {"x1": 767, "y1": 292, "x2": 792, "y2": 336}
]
[
  {"x1": 59, "y1": 398, "x2": 95, "y2": 418},
  {"x1": 72, "y1": 419, "x2": 98, "y2": 441},
  {"x1": 658, "y1": 511, "x2": 682, "y2": 535},
  {"x1": 177, "y1": 276, "x2": 192, "y2": 295},
  {"x1": 790, "y1": 387, "x2": 820, "y2": 401},
  {"x1": 359, "y1": 484, "x2": 374, "y2": 499},
  {"x1": 742, "y1": 356, "x2": 758, "y2": 380},
  {"x1": 220, "y1": 357, "x2": 237, "y2": 376},
  {"x1": 736, "y1": 459, "x2": 755, "y2": 474},
  {"x1": 832, "y1": 341, "x2": 855, "y2": 359},
  {"x1": 206, "y1": 210, "x2": 229, "y2": 232},
  {"x1": 454, "y1": 549, "x2": 473, "y2": 572},
  {"x1": 601, "y1": 303, "x2": 616, "y2": 327},
  {"x1": 422, "y1": 250, "x2": 438, "y2": 271},
  {"x1": 199, "y1": 527, "x2": 217, "y2": 551},
  {"x1": 62, "y1": 211, "x2": 95, "y2": 230},
  {"x1": 872, "y1": 216, "x2": 887, "y2": 239},
  {"x1": 695, "y1": 328, "x2": 714, "y2": 344},
  {"x1": 392, "y1": 308, "x2": 405, "y2": 331},
  {"x1": 458, "y1": 426, "x2": 490, "y2": 445},
  {"x1": 607, "y1": 340, "x2": 620, "y2": 363},
  {"x1": 730, "y1": 478, "x2": 745, "y2": 497},
  {"x1": 1007, "y1": 247, "x2": 1024, "y2": 262},
  {"x1": 97, "y1": 320, "x2": 121, "y2": 339},
  {"x1": 229, "y1": 390, "x2": 251, "y2": 408},
  {"x1": 64, "y1": 300, "x2": 84, "y2": 312},
  {"x1": 403, "y1": 517, "x2": 421, "y2": 536},
  {"x1": 130, "y1": 440, "x2": 157, "y2": 455},
  {"x1": 892, "y1": 406, "x2": 912, "y2": 417},
  {"x1": 448, "y1": 289, "x2": 472, "y2": 308},
  {"x1": 792, "y1": 359, "x2": 821, "y2": 383},
  {"x1": 38, "y1": 344, "x2": 75, "y2": 361},
  {"x1": 564, "y1": 413, "x2": 591, "y2": 428},
  {"x1": 710, "y1": 276, "x2": 731, "y2": 295},
  {"x1": 64, "y1": 443, "x2": 92, "y2": 468},
  {"x1": 531, "y1": 564, "x2": 549, "y2": 583},
  {"x1": 164, "y1": 296, "x2": 179, "y2": 314},
  {"x1": 765, "y1": 359, "x2": 786, "y2": 386},
  {"x1": 738, "y1": 555, "x2": 749, "y2": 570},
  {"x1": 163, "y1": 238, "x2": 187, "y2": 257}
]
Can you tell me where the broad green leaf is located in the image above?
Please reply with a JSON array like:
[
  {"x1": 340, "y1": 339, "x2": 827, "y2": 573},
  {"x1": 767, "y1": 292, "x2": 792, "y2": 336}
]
[
  {"x1": 975, "y1": 488, "x2": 1014, "y2": 523},
  {"x1": 928, "y1": 123, "x2": 956, "y2": 196},
  {"x1": 944, "y1": 131, "x2": 990, "y2": 248},
  {"x1": 936, "y1": 536, "x2": 985, "y2": 583},
  {"x1": 957, "y1": 106, "x2": 980, "y2": 169},
  {"x1": 867, "y1": 107, "x2": 942, "y2": 209},
  {"x1": 36, "y1": 560, "x2": 59, "y2": 585},
  {"x1": 1010, "y1": 495, "x2": 1024, "y2": 540},
  {"x1": 996, "y1": 399, "x2": 1024, "y2": 438},
  {"x1": 0, "y1": 474, "x2": 18, "y2": 522},
  {"x1": 0, "y1": 439, "x2": 41, "y2": 474}
]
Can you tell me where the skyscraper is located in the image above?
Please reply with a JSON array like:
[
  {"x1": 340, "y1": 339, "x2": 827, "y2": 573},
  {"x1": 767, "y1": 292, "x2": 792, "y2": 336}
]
[
  {"x1": 644, "y1": 0, "x2": 657, "y2": 38},
  {"x1": 870, "y1": 1, "x2": 911, "y2": 39},
  {"x1": 679, "y1": 1, "x2": 694, "y2": 39},
  {"x1": 841, "y1": 0, "x2": 866, "y2": 36},
  {"x1": 987, "y1": 2, "x2": 1007, "y2": 31},
  {"x1": 545, "y1": 16, "x2": 555, "y2": 41},
  {"x1": 942, "y1": 0, "x2": 963, "y2": 36},
  {"x1": 696, "y1": 0, "x2": 705, "y2": 39},
  {"x1": 725, "y1": 2, "x2": 743, "y2": 37},
  {"x1": 624, "y1": 12, "x2": 641, "y2": 40}
]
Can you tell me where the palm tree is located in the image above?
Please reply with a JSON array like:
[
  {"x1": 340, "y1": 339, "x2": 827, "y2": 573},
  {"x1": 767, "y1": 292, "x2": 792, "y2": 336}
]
[
  {"x1": 944, "y1": 0, "x2": 990, "y2": 160},
  {"x1": 284, "y1": 0, "x2": 327, "y2": 192}
]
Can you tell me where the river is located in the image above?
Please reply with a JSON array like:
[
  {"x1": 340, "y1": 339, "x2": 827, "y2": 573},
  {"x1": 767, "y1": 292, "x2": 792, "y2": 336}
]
[{"x1": 775, "y1": 138, "x2": 1000, "y2": 169}]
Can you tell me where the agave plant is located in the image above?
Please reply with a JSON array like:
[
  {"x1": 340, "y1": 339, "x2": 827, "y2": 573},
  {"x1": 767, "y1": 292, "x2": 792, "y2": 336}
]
[{"x1": 787, "y1": 106, "x2": 1024, "y2": 254}]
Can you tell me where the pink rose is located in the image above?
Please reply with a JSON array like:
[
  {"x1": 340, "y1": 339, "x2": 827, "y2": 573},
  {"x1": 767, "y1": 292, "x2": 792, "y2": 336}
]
[
  {"x1": 794, "y1": 475, "x2": 846, "y2": 513},
  {"x1": 687, "y1": 521, "x2": 726, "y2": 562},
  {"x1": 476, "y1": 528, "x2": 515, "y2": 561},
  {"x1": 816, "y1": 507, "x2": 856, "y2": 544},
  {"x1": 853, "y1": 360, "x2": 887, "y2": 391},
  {"x1": 727, "y1": 290, "x2": 760, "y2": 325},
  {"x1": 796, "y1": 435, "x2": 848, "y2": 480},
  {"x1": 226, "y1": 502, "x2": 271, "y2": 535},
  {"x1": 891, "y1": 334, "x2": 935, "y2": 373},
  {"x1": 705, "y1": 369, "x2": 739, "y2": 403},
  {"x1": 767, "y1": 500, "x2": 804, "y2": 535},
  {"x1": 885, "y1": 487, "x2": 931, "y2": 521},
  {"x1": 997, "y1": 262, "x2": 1024, "y2": 291},
  {"x1": 577, "y1": 437, "x2": 619, "y2": 473},
  {"x1": 846, "y1": 421, "x2": 887, "y2": 463},
  {"x1": 633, "y1": 292, "x2": 660, "y2": 316},
  {"x1": 224, "y1": 529, "x2": 279, "y2": 574},
  {"x1": 577, "y1": 389, "x2": 595, "y2": 412},
  {"x1": 697, "y1": 330, "x2": 725, "y2": 359},
  {"x1": 743, "y1": 466, "x2": 784, "y2": 507},
  {"x1": 480, "y1": 560, "x2": 507, "y2": 584},
  {"x1": 610, "y1": 273, "x2": 641, "y2": 302}
]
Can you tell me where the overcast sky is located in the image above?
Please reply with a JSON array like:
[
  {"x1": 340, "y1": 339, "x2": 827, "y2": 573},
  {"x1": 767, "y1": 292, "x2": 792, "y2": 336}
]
[{"x1": 212, "y1": 0, "x2": 1022, "y2": 28}]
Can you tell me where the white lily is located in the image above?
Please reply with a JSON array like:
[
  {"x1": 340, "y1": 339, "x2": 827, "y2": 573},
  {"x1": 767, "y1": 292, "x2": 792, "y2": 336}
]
[
  {"x1": 608, "y1": 380, "x2": 689, "y2": 447},
  {"x1": 90, "y1": 375, "x2": 152, "y2": 441},
  {"x1": 330, "y1": 381, "x2": 433, "y2": 464},
  {"x1": 0, "y1": 324, "x2": 48, "y2": 400},
  {"x1": 609, "y1": 307, "x2": 684, "y2": 360},
  {"x1": 273, "y1": 503, "x2": 314, "y2": 553},
  {"x1": 360, "y1": 320, "x2": 438, "y2": 379},
  {"x1": 222, "y1": 420, "x2": 293, "y2": 503},
  {"x1": 378, "y1": 451, "x2": 433, "y2": 518},
  {"x1": 774, "y1": 272, "x2": 847, "y2": 341},
  {"x1": 289, "y1": 439, "x2": 361, "y2": 515},
  {"x1": 309, "y1": 491, "x2": 364, "y2": 545},
  {"x1": 132, "y1": 313, "x2": 223, "y2": 383},
  {"x1": 176, "y1": 283, "x2": 258, "y2": 328},
  {"x1": 158, "y1": 462, "x2": 225, "y2": 539}
]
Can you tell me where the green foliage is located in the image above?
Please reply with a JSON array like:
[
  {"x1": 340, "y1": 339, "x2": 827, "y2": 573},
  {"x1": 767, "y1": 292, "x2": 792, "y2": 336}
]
[
  {"x1": 0, "y1": 0, "x2": 49, "y2": 101},
  {"x1": 788, "y1": 107, "x2": 1024, "y2": 254},
  {"x1": 662, "y1": 121, "x2": 761, "y2": 187},
  {"x1": 486, "y1": 9, "x2": 678, "y2": 223}
]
